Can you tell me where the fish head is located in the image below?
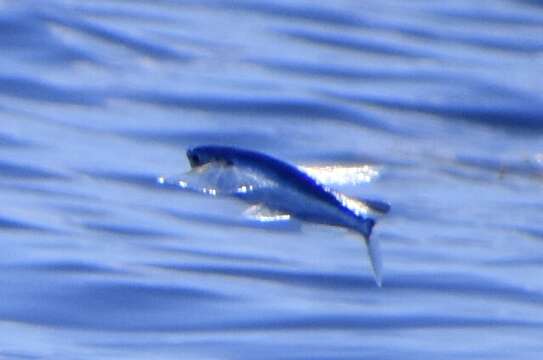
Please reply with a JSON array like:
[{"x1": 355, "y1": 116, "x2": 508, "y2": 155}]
[
  {"x1": 186, "y1": 148, "x2": 205, "y2": 168},
  {"x1": 186, "y1": 146, "x2": 233, "y2": 169}
]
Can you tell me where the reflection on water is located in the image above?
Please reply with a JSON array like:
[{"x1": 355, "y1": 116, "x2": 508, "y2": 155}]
[{"x1": 1, "y1": 0, "x2": 542, "y2": 359}]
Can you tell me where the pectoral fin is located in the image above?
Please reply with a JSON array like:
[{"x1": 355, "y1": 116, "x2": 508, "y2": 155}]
[
  {"x1": 243, "y1": 204, "x2": 291, "y2": 222},
  {"x1": 158, "y1": 162, "x2": 277, "y2": 196}
]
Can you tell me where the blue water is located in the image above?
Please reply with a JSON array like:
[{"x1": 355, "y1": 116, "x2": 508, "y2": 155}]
[{"x1": 1, "y1": 0, "x2": 543, "y2": 358}]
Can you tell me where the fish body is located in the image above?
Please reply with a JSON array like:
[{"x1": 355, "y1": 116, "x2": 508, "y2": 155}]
[{"x1": 186, "y1": 145, "x2": 384, "y2": 286}]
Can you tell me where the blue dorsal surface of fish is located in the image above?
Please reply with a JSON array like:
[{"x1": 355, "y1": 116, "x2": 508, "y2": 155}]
[{"x1": 183, "y1": 145, "x2": 385, "y2": 286}]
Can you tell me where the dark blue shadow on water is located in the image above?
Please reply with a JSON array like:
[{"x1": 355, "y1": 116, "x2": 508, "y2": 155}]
[
  {"x1": 153, "y1": 264, "x2": 543, "y2": 305},
  {"x1": 205, "y1": 1, "x2": 363, "y2": 28},
  {"x1": 278, "y1": 28, "x2": 439, "y2": 59},
  {"x1": 3, "y1": 260, "x2": 124, "y2": 275},
  {"x1": 0, "y1": 8, "x2": 94, "y2": 64},
  {"x1": 37, "y1": 11, "x2": 194, "y2": 62},
  {"x1": 201, "y1": 313, "x2": 542, "y2": 332},
  {"x1": 431, "y1": 6, "x2": 543, "y2": 26},
  {"x1": 455, "y1": 154, "x2": 543, "y2": 177},
  {"x1": 125, "y1": 92, "x2": 404, "y2": 134},
  {"x1": 121, "y1": 129, "x2": 289, "y2": 149},
  {"x1": 0, "y1": 133, "x2": 29, "y2": 148},
  {"x1": 0, "y1": 76, "x2": 101, "y2": 105},
  {"x1": 0, "y1": 279, "x2": 234, "y2": 331},
  {"x1": 0, "y1": 215, "x2": 53, "y2": 233},
  {"x1": 249, "y1": 58, "x2": 534, "y2": 101},
  {"x1": 0, "y1": 160, "x2": 67, "y2": 179},
  {"x1": 81, "y1": 221, "x2": 171, "y2": 238},
  {"x1": 325, "y1": 91, "x2": 543, "y2": 132},
  {"x1": 2, "y1": 183, "x2": 94, "y2": 202},
  {"x1": 146, "y1": 244, "x2": 288, "y2": 266}
]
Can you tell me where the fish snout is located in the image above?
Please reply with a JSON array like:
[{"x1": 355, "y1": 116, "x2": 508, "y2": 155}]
[{"x1": 186, "y1": 148, "x2": 201, "y2": 168}]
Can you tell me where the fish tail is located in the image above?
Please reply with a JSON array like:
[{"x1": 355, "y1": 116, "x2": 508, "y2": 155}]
[{"x1": 357, "y1": 218, "x2": 382, "y2": 287}]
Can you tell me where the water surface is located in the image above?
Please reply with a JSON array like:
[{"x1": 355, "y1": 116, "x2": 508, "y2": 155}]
[{"x1": 1, "y1": 1, "x2": 542, "y2": 359}]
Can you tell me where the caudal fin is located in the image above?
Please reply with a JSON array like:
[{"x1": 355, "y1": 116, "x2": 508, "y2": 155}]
[{"x1": 358, "y1": 218, "x2": 383, "y2": 287}]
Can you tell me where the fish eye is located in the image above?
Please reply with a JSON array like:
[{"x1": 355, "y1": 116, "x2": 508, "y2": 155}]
[{"x1": 192, "y1": 154, "x2": 200, "y2": 164}]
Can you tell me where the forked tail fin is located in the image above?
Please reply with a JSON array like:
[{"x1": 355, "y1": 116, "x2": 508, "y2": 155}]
[{"x1": 358, "y1": 218, "x2": 382, "y2": 287}]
